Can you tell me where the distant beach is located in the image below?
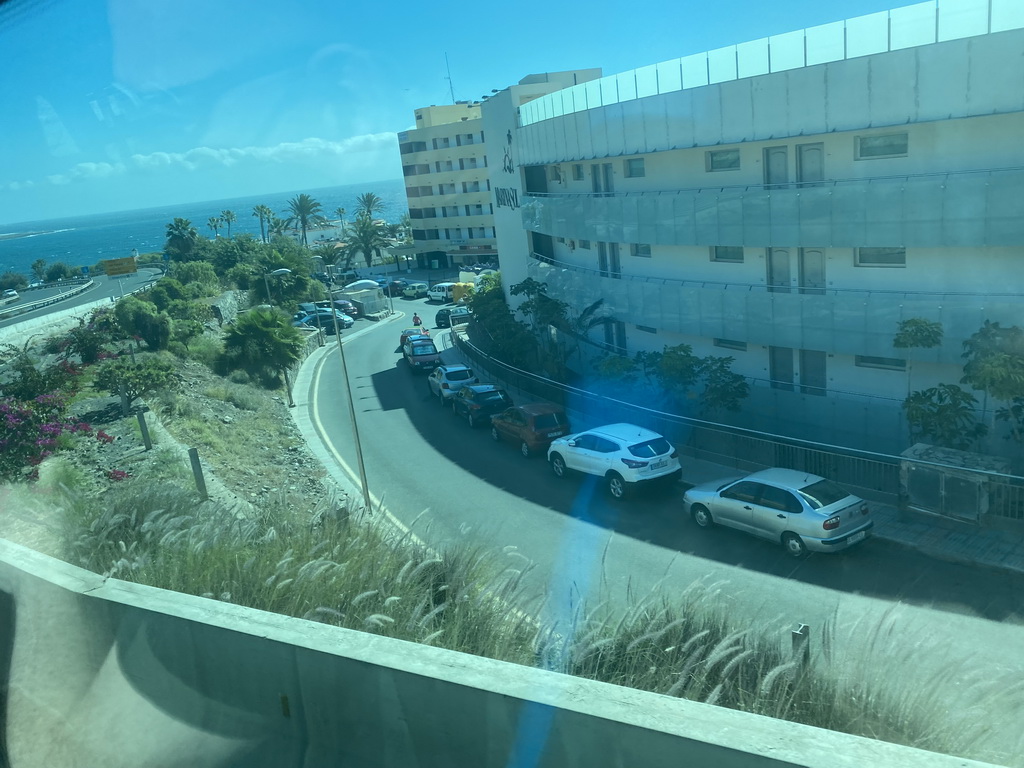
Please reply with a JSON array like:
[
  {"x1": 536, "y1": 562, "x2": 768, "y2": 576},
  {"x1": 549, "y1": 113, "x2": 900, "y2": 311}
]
[{"x1": 0, "y1": 230, "x2": 53, "y2": 242}]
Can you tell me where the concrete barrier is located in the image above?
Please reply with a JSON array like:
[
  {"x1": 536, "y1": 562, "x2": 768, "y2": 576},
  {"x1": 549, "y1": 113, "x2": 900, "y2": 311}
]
[{"x1": 0, "y1": 539, "x2": 998, "y2": 768}]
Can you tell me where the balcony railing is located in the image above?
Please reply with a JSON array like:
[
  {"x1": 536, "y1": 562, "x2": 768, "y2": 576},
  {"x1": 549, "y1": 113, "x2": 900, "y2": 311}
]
[
  {"x1": 528, "y1": 254, "x2": 1024, "y2": 363},
  {"x1": 521, "y1": 167, "x2": 1024, "y2": 248}
]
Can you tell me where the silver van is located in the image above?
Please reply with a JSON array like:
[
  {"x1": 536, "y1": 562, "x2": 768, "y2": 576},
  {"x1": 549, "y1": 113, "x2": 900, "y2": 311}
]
[{"x1": 427, "y1": 282, "x2": 455, "y2": 303}]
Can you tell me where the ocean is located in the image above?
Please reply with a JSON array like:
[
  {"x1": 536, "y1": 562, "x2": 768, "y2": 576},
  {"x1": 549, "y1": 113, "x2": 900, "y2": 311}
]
[{"x1": 0, "y1": 178, "x2": 407, "y2": 277}]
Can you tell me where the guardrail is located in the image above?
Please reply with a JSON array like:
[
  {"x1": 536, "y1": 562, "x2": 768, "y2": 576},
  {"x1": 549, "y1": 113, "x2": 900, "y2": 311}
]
[{"x1": 0, "y1": 280, "x2": 95, "y2": 320}]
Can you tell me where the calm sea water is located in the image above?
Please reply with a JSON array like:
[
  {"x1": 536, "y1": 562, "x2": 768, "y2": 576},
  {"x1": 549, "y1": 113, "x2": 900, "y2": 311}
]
[{"x1": 0, "y1": 179, "x2": 406, "y2": 276}]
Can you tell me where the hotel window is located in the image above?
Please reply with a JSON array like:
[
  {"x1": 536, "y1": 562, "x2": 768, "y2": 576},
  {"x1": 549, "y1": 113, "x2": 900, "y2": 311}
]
[
  {"x1": 855, "y1": 133, "x2": 908, "y2": 159},
  {"x1": 455, "y1": 133, "x2": 474, "y2": 146},
  {"x1": 631, "y1": 244, "x2": 651, "y2": 258},
  {"x1": 418, "y1": 185, "x2": 433, "y2": 197},
  {"x1": 441, "y1": 205, "x2": 459, "y2": 217},
  {"x1": 465, "y1": 204, "x2": 485, "y2": 216},
  {"x1": 856, "y1": 247, "x2": 906, "y2": 267},
  {"x1": 462, "y1": 181, "x2": 482, "y2": 193},
  {"x1": 578, "y1": 240, "x2": 590, "y2": 249},
  {"x1": 706, "y1": 149, "x2": 740, "y2": 171},
  {"x1": 572, "y1": 164, "x2": 584, "y2": 180},
  {"x1": 710, "y1": 246, "x2": 744, "y2": 263},
  {"x1": 856, "y1": 355, "x2": 906, "y2": 370},
  {"x1": 437, "y1": 183, "x2": 456, "y2": 195},
  {"x1": 435, "y1": 160, "x2": 454, "y2": 173},
  {"x1": 714, "y1": 338, "x2": 747, "y2": 351},
  {"x1": 549, "y1": 166, "x2": 562, "y2": 182},
  {"x1": 460, "y1": 157, "x2": 479, "y2": 170},
  {"x1": 406, "y1": 187, "x2": 420, "y2": 198},
  {"x1": 636, "y1": 325, "x2": 657, "y2": 334},
  {"x1": 432, "y1": 137, "x2": 451, "y2": 150},
  {"x1": 624, "y1": 158, "x2": 645, "y2": 178}
]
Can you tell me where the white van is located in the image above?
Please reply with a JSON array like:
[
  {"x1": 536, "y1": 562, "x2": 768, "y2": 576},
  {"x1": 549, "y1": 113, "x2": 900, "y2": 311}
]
[{"x1": 427, "y1": 282, "x2": 455, "y2": 303}]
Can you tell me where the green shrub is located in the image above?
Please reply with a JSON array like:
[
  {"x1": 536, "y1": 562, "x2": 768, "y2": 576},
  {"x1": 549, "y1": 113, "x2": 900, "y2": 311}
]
[
  {"x1": 94, "y1": 356, "x2": 178, "y2": 406},
  {"x1": 227, "y1": 370, "x2": 251, "y2": 385}
]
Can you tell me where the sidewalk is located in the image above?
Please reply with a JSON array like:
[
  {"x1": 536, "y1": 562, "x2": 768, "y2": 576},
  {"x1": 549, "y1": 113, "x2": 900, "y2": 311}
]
[{"x1": 439, "y1": 329, "x2": 1024, "y2": 578}]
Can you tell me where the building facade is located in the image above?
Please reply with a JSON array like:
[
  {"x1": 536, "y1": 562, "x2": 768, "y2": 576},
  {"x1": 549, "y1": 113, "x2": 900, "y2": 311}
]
[{"x1": 484, "y1": 0, "x2": 1024, "y2": 455}]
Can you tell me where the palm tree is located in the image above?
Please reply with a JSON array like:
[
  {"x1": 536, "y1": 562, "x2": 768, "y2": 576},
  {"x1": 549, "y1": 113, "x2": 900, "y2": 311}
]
[
  {"x1": 223, "y1": 308, "x2": 305, "y2": 389},
  {"x1": 285, "y1": 193, "x2": 325, "y2": 246},
  {"x1": 252, "y1": 204, "x2": 273, "y2": 243},
  {"x1": 344, "y1": 212, "x2": 389, "y2": 270},
  {"x1": 399, "y1": 212, "x2": 412, "y2": 244},
  {"x1": 268, "y1": 216, "x2": 288, "y2": 239},
  {"x1": 355, "y1": 192, "x2": 383, "y2": 219},
  {"x1": 207, "y1": 216, "x2": 222, "y2": 237},
  {"x1": 165, "y1": 217, "x2": 199, "y2": 260},
  {"x1": 220, "y1": 209, "x2": 237, "y2": 237}
]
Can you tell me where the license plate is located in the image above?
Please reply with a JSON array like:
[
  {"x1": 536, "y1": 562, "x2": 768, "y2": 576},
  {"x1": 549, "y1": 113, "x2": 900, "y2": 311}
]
[
  {"x1": 547, "y1": 431, "x2": 563, "y2": 438},
  {"x1": 848, "y1": 531, "x2": 866, "y2": 545},
  {"x1": 651, "y1": 460, "x2": 667, "y2": 470}
]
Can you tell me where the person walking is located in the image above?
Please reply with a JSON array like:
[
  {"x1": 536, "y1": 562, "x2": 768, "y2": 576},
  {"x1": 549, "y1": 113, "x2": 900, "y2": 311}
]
[{"x1": 412, "y1": 312, "x2": 422, "y2": 327}]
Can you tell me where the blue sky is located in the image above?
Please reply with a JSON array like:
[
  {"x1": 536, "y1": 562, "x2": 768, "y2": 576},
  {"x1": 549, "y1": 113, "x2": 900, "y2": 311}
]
[{"x1": 0, "y1": 0, "x2": 898, "y2": 225}]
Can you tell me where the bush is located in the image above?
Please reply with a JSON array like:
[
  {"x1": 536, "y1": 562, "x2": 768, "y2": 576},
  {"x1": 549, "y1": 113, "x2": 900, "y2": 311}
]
[
  {"x1": 0, "y1": 393, "x2": 88, "y2": 480},
  {"x1": 219, "y1": 308, "x2": 304, "y2": 387},
  {"x1": 94, "y1": 356, "x2": 178, "y2": 406}
]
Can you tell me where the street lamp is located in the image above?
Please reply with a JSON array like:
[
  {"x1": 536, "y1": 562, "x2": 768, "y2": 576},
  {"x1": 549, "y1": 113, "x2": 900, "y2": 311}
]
[
  {"x1": 329, "y1": 310, "x2": 373, "y2": 513},
  {"x1": 262, "y1": 267, "x2": 292, "y2": 304}
]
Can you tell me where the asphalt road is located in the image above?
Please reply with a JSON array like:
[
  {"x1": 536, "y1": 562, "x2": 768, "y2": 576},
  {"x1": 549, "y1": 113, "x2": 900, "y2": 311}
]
[
  {"x1": 0, "y1": 270, "x2": 161, "y2": 331},
  {"x1": 299, "y1": 297, "x2": 1024, "y2": 754}
]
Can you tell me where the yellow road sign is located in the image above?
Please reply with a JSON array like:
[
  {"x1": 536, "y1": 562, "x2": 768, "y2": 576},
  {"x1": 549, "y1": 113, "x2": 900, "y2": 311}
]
[{"x1": 102, "y1": 257, "x2": 138, "y2": 276}]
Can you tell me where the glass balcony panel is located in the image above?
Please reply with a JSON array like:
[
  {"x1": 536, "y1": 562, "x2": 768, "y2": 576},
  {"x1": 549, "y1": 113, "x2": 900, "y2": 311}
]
[
  {"x1": 800, "y1": 295, "x2": 837, "y2": 350},
  {"x1": 737, "y1": 38, "x2": 769, "y2": 78},
  {"x1": 616, "y1": 71, "x2": 638, "y2": 102},
  {"x1": 618, "y1": 196, "x2": 639, "y2": 244},
  {"x1": 741, "y1": 191, "x2": 772, "y2": 244},
  {"x1": 797, "y1": 188, "x2": 833, "y2": 245},
  {"x1": 768, "y1": 193, "x2": 801, "y2": 245},
  {"x1": 640, "y1": 98, "x2": 670, "y2": 154},
  {"x1": 656, "y1": 58, "x2": 683, "y2": 93},
  {"x1": 559, "y1": 89, "x2": 574, "y2": 117},
  {"x1": 829, "y1": 183, "x2": 868, "y2": 245},
  {"x1": 846, "y1": 11, "x2": 890, "y2": 58},
  {"x1": 766, "y1": 294, "x2": 804, "y2": 349},
  {"x1": 676, "y1": 284, "x2": 703, "y2": 330},
  {"x1": 620, "y1": 100, "x2": 646, "y2": 153},
  {"x1": 665, "y1": 90, "x2": 695, "y2": 149},
  {"x1": 636, "y1": 193, "x2": 658, "y2": 243},
  {"x1": 574, "y1": 112, "x2": 593, "y2": 159},
  {"x1": 992, "y1": 0, "x2": 1024, "y2": 31},
  {"x1": 696, "y1": 284, "x2": 727, "y2": 337},
  {"x1": 890, "y1": 1, "x2": 937, "y2": 49},
  {"x1": 938, "y1": 0, "x2": 989, "y2": 41},
  {"x1": 681, "y1": 53, "x2": 709, "y2": 88},
  {"x1": 860, "y1": 180, "x2": 905, "y2": 246},
  {"x1": 654, "y1": 195, "x2": 676, "y2": 242},
  {"x1": 671, "y1": 194, "x2": 697, "y2": 244},
  {"x1": 805, "y1": 20, "x2": 846, "y2": 65},
  {"x1": 600, "y1": 76, "x2": 619, "y2": 106},
  {"x1": 588, "y1": 109, "x2": 610, "y2": 159},
  {"x1": 903, "y1": 181, "x2": 945, "y2": 245},
  {"x1": 769, "y1": 30, "x2": 806, "y2": 71},
  {"x1": 635, "y1": 64, "x2": 659, "y2": 98},
  {"x1": 985, "y1": 172, "x2": 1024, "y2": 244},
  {"x1": 584, "y1": 80, "x2": 603, "y2": 111},
  {"x1": 693, "y1": 191, "x2": 720, "y2": 244},
  {"x1": 707, "y1": 45, "x2": 738, "y2": 84},
  {"x1": 604, "y1": 104, "x2": 626, "y2": 158},
  {"x1": 716, "y1": 195, "x2": 744, "y2": 246},
  {"x1": 943, "y1": 174, "x2": 988, "y2": 246},
  {"x1": 549, "y1": 94, "x2": 563, "y2": 118}
]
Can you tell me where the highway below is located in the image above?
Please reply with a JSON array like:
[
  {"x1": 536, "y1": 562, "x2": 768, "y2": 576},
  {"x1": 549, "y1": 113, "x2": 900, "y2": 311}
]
[
  {"x1": 295, "y1": 297, "x2": 1024, "y2": 758},
  {"x1": 0, "y1": 269, "x2": 161, "y2": 331}
]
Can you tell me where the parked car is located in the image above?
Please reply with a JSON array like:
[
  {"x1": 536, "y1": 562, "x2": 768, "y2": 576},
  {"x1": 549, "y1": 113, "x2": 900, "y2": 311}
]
[
  {"x1": 682, "y1": 468, "x2": 873, "y2": 557},
  {"x1": 292, "y1": 309, "x2": 354, "y2": 331},
  {"x1": 399, "y1": 326, "x2": 430, "y2": 347},
  {"x1": 547, "y1": 423, "x2": 682, "y2": 499},
  {"x1": 451, "y1": 384, "x2": 514, "y2": 428},
  {"x1": 383, "y1": 279, "x2": 409, "y2": 297},
  {"x1": 403, "y1": 281, "x2": 429, "y2": 298},
  {"x1": 426, "y1": 365, "x2": 479, "y2": 403},
  {"x1": 490, "y1": 403, "x2": 571, "y2": 457},
  {"x1": 435, "y1": 306, "x2": 472, "y2": 328},
  {"x1": 316, "y1": 298, "x2": 359, "y2": 318},
  {"x1": 403, "y1": 335, "x2": 441, "y2": 373},
  {"x1": 427, "y1": 282, "x2": 456, "y2": 303}
]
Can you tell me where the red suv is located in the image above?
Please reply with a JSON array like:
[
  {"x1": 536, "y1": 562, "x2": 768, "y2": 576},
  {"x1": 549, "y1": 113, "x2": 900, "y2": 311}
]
[{"x1": 490, "y1": 403, "x2": 571, "y2": 457}]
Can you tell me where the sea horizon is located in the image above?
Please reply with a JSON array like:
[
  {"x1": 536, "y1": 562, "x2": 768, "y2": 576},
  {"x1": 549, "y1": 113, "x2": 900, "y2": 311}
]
[{"x1": 0, "y1": 178, "x2": 407, "y2": 277}]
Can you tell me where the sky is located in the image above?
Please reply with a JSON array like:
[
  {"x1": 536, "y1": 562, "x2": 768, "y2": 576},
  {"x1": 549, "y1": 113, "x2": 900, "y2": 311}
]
[{"x1": 0, "y1": 0, "x2": 900, "y2": 226}]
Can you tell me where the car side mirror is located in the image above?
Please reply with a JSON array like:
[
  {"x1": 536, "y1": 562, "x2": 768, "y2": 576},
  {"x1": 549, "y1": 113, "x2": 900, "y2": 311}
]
[{"x1": 566, "y1": 439, "x2": 576, "y2": 447}]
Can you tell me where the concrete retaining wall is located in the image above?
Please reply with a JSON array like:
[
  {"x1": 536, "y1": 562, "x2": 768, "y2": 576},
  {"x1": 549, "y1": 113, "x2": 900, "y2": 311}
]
[{"x1": 0, "y1": 539, "x2": 997, "y2": 768}]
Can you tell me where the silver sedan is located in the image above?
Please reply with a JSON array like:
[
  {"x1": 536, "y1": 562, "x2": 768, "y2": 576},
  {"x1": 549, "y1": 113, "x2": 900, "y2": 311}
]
[{"x1": 683, "y1": 468, "x2": 873, "y2": 557}]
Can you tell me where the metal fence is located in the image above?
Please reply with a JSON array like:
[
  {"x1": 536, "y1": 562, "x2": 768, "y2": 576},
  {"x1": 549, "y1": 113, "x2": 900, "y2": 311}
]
[{"x1": 453, "y1": 330, "x2": 1024, "y2": 520}]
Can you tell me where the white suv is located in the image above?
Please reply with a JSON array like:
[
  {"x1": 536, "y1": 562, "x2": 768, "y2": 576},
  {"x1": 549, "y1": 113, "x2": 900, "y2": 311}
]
[
  {"x1": 426, "y1": 364, "x2": 478, "y2": 403},
  {"x1": 547, "y1": 423, "x2": 682, "y2": 499}
]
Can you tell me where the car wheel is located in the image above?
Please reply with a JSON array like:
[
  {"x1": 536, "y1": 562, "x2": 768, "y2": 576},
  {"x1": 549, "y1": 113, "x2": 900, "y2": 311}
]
[
  {"x1": 519, "y1": 441, "x2": 530, "y2": 458},
  {"x1": 691, "y1": 504, "x2": 714, "y2": 529},
  {"x1": 550, "y1": 453, "x2": 566, "y2": 478},
  {"x1": 782, "y1": 533, "x2": 808, "y2": 558},
  {"x1": 491, "y1": 426, "x2": 500, "y2": 442},
  {"x1": 607, "y1": 472, "x2": 627, "y2": 499}
]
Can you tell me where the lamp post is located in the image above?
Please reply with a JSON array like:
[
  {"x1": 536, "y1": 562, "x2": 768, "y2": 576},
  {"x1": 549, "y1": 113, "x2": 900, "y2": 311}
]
[
  {"x1": 262, "y1": 267, "x2": 292, "y2": 304},
  {"x1": 329, "y1": 310, "x2": 372, "y2": 513}
]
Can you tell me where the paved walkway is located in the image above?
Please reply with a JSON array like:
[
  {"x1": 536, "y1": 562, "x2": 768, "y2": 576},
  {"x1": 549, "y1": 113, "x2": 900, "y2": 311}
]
[{"x1": 436, "y1": 327, "x2": 1024, "y2": 578}]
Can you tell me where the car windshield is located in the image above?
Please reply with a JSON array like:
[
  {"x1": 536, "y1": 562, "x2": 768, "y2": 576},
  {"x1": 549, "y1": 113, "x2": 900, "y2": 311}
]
[
  {"x1": 480, "y1": 391, "x2": 510, "y2": 403},
  {"x1": 447, "y1": 369, "x2": 474, "y2": 381},
  {"x1": 628, "y1": 438, "x2": 671, "y2": 458},
  {"x1": 797, "y1": 478, "x2": 853, "y2": 509},
  {"x1": 411, "y1": 343, "x2": 436, "y2": 355},
  {"x1": 533, "y1": 412, "x2": 566, "y2": 429}
]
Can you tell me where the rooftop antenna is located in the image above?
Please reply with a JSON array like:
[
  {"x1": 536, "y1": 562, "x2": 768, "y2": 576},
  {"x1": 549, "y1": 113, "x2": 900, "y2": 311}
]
[{"x1": 444, "y1": 52, "x2": 456, "y2": 103}]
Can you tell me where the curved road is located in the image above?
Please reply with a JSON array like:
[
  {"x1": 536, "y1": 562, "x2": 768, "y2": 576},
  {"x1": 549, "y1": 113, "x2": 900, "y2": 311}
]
[{"x1": 296, "y1": 298, "x2": 1024, "y2": 757}]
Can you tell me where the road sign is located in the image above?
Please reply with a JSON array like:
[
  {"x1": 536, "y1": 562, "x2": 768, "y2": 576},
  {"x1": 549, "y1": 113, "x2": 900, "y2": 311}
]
[
  {"x1": 102, "y1": 257, "x2": 138, "y2": 277},
  {"x1": 81, "y1": 265, "x2": 89, "y2": 275}
]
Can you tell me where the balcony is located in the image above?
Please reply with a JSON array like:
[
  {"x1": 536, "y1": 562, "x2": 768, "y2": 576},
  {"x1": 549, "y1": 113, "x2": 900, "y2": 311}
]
[
  {"x1": 520, "y1": 169, "x2": 1024, "y2": 248},
  {"x1": 528, "y1": 255, "x2": 1024, "y2": 363}
]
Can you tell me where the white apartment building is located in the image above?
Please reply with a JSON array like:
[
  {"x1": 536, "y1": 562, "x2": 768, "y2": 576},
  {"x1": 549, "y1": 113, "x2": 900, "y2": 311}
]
[{"x1": 483, "y1": 0, "x2": 1024, "y2": 455}]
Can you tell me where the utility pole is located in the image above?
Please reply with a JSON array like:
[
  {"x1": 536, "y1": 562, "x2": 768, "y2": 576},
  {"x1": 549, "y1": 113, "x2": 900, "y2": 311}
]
[{"x1": 445, "y1": 52, "x2": 456, "y2": 104}]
